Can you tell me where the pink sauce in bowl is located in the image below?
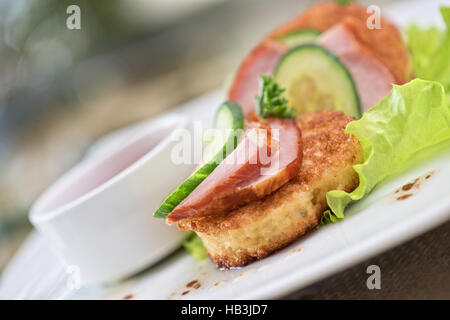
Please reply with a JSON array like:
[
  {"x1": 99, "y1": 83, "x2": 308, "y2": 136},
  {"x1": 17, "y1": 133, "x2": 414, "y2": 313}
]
[{"x1": 29, "y1": 113, "x2": 193, "y2": 284}]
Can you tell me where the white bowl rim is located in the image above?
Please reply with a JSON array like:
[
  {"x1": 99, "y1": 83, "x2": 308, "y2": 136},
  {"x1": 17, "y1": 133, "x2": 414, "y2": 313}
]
[{"x1": 29, "y1": 113, "x2": 191, "y2": 224}]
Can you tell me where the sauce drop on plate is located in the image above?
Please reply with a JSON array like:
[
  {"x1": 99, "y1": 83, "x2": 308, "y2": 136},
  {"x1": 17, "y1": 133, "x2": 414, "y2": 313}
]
[{"x1": 397, "y1": 193, "x2": 413, "y2": 201}]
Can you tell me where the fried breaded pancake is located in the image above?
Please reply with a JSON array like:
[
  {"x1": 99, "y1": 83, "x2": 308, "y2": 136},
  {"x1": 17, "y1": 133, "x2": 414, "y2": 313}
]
[{"x1": 177, "y1": 110, "x2": 363, "y2": 268}]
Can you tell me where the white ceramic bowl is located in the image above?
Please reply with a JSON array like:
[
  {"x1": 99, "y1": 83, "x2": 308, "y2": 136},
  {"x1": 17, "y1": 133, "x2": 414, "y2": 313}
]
[{"x1": 29, "y1": 113, "x2": 195, "y2": 284}]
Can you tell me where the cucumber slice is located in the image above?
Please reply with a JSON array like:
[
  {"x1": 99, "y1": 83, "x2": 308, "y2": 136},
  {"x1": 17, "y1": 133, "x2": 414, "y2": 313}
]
[
  {"x1": 154, "y1": 101, "x2": 244, "y2": 218},
  {"x1": 274, "y1": 44, "x2": 361, "y2": 118},
  {"x1": 277, "y1": 29, "x2": 321, "y2": 46}
]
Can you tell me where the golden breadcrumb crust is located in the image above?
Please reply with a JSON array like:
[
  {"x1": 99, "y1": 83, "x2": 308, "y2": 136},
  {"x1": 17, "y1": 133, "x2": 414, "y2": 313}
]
[{"x1": 177, "y1": 110, "x2": 363, "y2": 268}]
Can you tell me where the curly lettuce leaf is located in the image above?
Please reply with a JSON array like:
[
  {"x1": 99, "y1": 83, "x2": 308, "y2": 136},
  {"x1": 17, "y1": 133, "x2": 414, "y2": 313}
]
[
  {"x1": 321, "y1": 79, "x2": 450, "y2": 225},
  {"x1": 407, "y1": 7, "x2": 450, "y2": 93}
]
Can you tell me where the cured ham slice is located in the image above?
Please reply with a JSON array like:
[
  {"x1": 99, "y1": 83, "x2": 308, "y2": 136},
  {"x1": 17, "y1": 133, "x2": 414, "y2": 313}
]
[
  {"x1": 227, "y1": 3, "x2": 410, "y2": 115},
  {"x1": 268, "y1": 2, "x2": 411, "y2": 84},
  {"x1": 167, "y1": 125, "x2": 273, "y2": 224},
  {"x1": 227, "y1": 40, "x2": 287, "y2": 116},
  {"x1": 167, "y1": 118, "x2": 302, "y2": 224},
  {"x1": 233, "y1": 118, "x2": 302, "y2": 199},
  {"x1": 317, "y1": 19, "x2": 396, "y2": 111}
]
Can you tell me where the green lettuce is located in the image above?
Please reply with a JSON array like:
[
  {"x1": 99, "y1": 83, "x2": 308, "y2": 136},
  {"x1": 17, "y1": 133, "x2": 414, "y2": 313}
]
[
  {"x1": 406, "y1": 7, "x2": 450, "y2": 94},
  {"x1": 321, "y1": 7, "x2": 450, "y2": 226},
  {"x1": 321, "y1": 79, "x2": 450, "y2": 225},
  {"x1": 182, "y1": 232, "x2": 208, "y2": 260}
]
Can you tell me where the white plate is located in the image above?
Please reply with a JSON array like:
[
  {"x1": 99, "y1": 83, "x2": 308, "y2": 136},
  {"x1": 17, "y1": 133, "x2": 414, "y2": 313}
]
[{"x1": 1, "y1": 0, "x2": 449, "y2": 300}]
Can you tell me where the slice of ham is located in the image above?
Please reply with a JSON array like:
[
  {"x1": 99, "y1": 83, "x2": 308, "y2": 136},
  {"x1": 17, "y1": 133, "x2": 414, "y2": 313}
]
[
  {"x1": 167, "y1": 118, "x2": 302, "y2": 224},
  {"x1": 233, "y1": 118, "x2": 302, "y2": 198},
  {"x1": 167, "y1": 125, "x2": 273, "y2": 224},
  {"x1": 227, "y1": 40, "x2": 287, "y2": 116},
  {"x1": 227, "y1": 3, "x2": 408, "y2": 115},
  {"x1": 267, "y1": 2, "x2": 411, "y2": 84},
  {"x1": 317, "y1": 19, "x2": 396, "y2": 111},
  {"x1": 228, "y1": 18, "x2": 396, "y2": 115}
]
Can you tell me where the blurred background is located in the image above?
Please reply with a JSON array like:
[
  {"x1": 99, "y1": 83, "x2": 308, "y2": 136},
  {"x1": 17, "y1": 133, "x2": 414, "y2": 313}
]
[{"x1": 0, "y1": 0, "x2": 399, "y2": 272}]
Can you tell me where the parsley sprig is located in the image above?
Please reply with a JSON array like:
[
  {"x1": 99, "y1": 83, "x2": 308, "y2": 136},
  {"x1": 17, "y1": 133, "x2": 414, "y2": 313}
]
[{"x1": 255, "y1": 76, "x2": 295, "y2": 119}]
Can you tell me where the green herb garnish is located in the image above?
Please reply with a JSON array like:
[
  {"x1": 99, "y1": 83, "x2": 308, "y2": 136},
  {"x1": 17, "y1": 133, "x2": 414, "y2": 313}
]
[{"x1": 255, "y1": 76, "x2": 295, "y2": 119}]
